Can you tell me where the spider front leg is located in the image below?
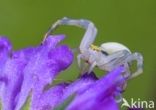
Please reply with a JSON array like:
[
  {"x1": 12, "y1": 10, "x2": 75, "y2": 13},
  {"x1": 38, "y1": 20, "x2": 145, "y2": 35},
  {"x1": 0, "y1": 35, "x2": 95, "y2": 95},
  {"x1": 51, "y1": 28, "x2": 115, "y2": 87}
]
[
  {"x1": 43, "y1": 19, "x2": 62, "y2": 43},
  {"x1": 77, "y1": 53, "x2": 95, "y2": 74},
  {"x1": 77, "y1": 51, "x2": 97, "y2": 74},
  {"x1": 42, "y1": 17, "x2": 97, "y2": 49},
  {"x1": 77, "y1": 54, "x2": 87, "y2": 74},
  {"x1": 125, "y1": 52, "x2": 143, "y2": 79},
  {"x1": 88, "y1": 61, "x2": 97, "y2": 73},
  {"x1": 42, "y1": 17, "x2": 98, "y2": 74},
  {"x1": 77, "y1": 54, "x2": 83, "y2": 69}
]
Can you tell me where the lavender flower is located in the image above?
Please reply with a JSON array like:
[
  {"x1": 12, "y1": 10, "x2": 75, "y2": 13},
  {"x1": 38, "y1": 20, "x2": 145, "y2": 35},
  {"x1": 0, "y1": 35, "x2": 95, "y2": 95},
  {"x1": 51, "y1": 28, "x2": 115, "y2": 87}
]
[
  {"x1": 0, "y1": 35, "x2": 133, "y2": 110},
  {"x1": 0, "y1": 35, "x2": 73, "y2": 110},
  {"x1": 65, "y1": 66, "x2": 125, "y2": 110}
]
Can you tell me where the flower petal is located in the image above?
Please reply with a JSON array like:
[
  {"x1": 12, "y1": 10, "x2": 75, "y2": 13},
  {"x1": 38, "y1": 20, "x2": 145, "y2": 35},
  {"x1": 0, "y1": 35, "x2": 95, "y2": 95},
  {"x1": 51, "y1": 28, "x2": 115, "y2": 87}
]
[
  {"x1": 66, "y1": 66, "x2": 125, "y2": 110},
  {"x1": 0, "y1": 35, "x2": 73, "y2": 110},
  {"x1": 0, "y1": 49, "x2": 27, "y2": 110},
  {"x1": 14, "y1": 35, "x2": 73, "y2": 110},
  {"x1": 31, "y1": 83, "x2": 68, "y2": 110}
]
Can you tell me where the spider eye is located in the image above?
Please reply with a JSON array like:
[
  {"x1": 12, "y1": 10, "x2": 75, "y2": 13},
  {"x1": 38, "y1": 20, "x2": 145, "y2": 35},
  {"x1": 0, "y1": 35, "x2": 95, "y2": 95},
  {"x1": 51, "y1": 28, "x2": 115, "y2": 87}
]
[{"x1": 101, "y1": 50, "x2": 108, "y2": 56}]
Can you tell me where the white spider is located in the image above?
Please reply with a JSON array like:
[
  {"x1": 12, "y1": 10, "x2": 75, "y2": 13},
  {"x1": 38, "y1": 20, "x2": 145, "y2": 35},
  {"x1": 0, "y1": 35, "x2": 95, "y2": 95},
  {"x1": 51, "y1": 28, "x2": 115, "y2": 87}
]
[{"x1": 43, "y1": 17, "x2": 143, "y2": 79}]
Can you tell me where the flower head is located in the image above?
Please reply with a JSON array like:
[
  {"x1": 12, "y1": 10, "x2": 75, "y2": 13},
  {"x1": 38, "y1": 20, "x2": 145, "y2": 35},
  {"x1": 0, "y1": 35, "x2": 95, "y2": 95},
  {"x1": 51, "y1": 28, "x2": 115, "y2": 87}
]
[
  {"x1": 0, "y1": 35, "x2": 140, "y2": 110},
  {"x1": 0, "y1": 35, "x2": 73, "y2": 110}
]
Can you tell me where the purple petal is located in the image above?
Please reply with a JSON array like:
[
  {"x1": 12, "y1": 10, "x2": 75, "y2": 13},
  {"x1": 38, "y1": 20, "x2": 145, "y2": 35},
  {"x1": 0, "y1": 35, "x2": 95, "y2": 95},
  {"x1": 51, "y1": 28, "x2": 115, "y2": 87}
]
[
  {"x1": 66, "y1": 66, "x2": 125, "y2": 110},
  {"x1": 43, "y1": 35, "x2": 65, "y2": 48},
  {"x1": 0, "y1": 36, "x2": 12, "y2": 72},
  {"x1": 0, "y1": 36, "x2": 12, "y2": 55},
  {"x1": 0, "y1": 50, "x2": 27, "y2": 110},
  {"x1": 0, "y1": 35, "x2": 73, "y2": 110},
  {"x1": 30, "y1": 72, "x2": 97, "y2": 110},
  {"x1": 62, "y1": 72, "x2": 97, "y2": 101},
  {"x1": 15, "y1": 35, "x2": 73, "y2": 110},
  {"x1": 31, "y1": 83, "x2": 68, "y2": 110}
]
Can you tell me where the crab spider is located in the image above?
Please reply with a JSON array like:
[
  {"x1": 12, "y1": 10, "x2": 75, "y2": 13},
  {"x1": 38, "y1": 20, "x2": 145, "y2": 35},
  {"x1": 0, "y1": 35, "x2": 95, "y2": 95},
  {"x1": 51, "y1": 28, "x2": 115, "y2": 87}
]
[{"x1": 43, "y1": 17, "x2": 143, "y2": 79}]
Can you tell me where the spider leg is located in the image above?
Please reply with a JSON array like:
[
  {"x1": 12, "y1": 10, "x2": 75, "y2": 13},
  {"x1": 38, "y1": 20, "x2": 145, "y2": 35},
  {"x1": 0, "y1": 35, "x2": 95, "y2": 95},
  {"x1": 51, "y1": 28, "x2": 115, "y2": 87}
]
[
  {"x1": 99, "y1": 51, "x2": 143, "y2": 79},
  {"x1": 43, "y1": 19, "x2": 62, "y2": 42},
  {"x1": 79, "y1": 20, "x2": 97, "y2": 54},
  {"x1": 77, "y1": 54, "x2": 83, "y2": 69},
  {"x1": 126, "y1": 52, "x2": 143, "y2": 79},
  {"x1": 99, "y1": 50, "x2": 130, "y2": 66},
  {"x1": 88, "y1": 62, "x2": 97, "y2": 73},
  {"x1": 77, "y1": 54, "x2": 88, "y2": 74},
  {"x1": 97, "y1": 50, "x2": 130, "y2": 77},
  {"x1": 42, "y1": 17, "x2": 97, "y2": 54}
]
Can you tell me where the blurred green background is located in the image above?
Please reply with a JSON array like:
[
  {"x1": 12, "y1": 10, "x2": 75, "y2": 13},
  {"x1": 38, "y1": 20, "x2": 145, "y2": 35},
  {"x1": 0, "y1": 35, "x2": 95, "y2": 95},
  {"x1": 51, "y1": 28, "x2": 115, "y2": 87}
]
[{"x1": 0, "y1": 0, "x2": 155, "y2": 109}]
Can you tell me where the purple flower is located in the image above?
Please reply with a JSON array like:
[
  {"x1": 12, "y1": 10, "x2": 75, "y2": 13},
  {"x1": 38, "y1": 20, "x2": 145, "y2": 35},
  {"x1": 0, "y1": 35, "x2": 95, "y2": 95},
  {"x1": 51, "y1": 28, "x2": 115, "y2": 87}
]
[
  {"x1": 29, "y1": 66, "x2": 125, "y2": 110},
  {"x1": 0, "y1": 35, "x2": 133, "y2": 110},
  {"x1": 64, "y1": 66, "x2": 125, "y2": 110},
  {"x1": 0, "y1": 35, "x2": 73, "y2": 110}
]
